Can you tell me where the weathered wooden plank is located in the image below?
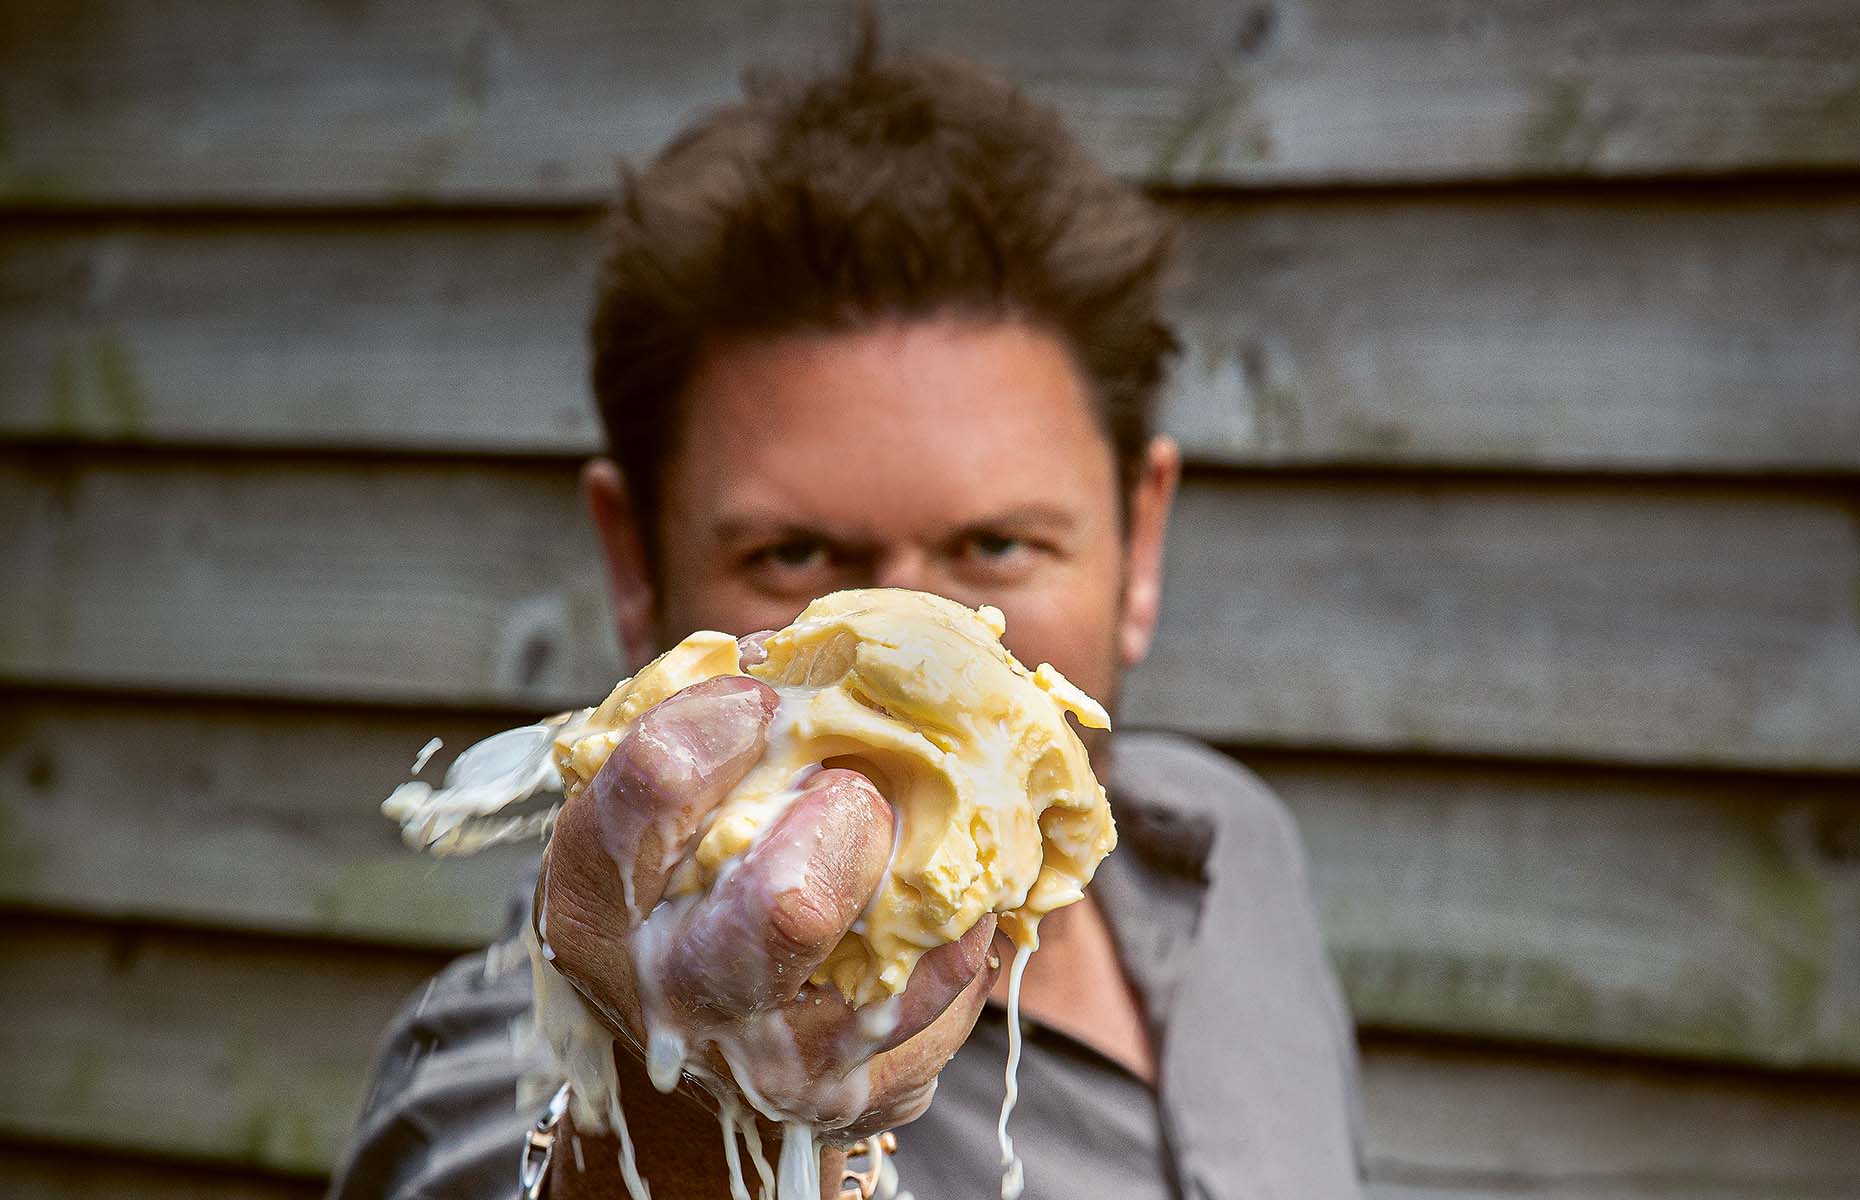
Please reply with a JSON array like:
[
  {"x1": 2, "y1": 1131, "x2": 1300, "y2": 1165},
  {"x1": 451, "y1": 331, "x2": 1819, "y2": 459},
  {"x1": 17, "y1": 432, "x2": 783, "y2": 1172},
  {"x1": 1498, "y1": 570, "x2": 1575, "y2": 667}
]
[
  {"x1": 7, "y1": 917, "x2": 1858, "y2": 1185},
  {"x1": 1162, "y1": 191, "x2": 1860, "y2": 472},
  {"x1": 1131, "y1": 476, "x2": 1860, "y2": 770},
  {"x1": 5, "y1": 695, "x2": 1856, "y2": 1068},
  {"x1": 5, "y1": 191, "x2": 1859, "y2": 470},
  {"x1": 1361, "y1": 1038, "x2": 1860, "y2": 1197},
  {"x1": 0, "y1": 696, "x2": 535, "y2": 948},
  {"x1": 1268, "y1": 754, "x2": 1860, "y2": 1071},
  {"x1": 4, "y1": 0, "x2": 1859, "y2": 204},
  {"x1": 0, "y1": 920, "x2": 447, "y2": 1175},
  {"x1": 0, "y1": 456, "x2": 615, "y2": 710},
  {"x1": 0, "y1": 1147, "x2": 323, "y2": 1200},
  {"x1": 6, "y1": 456, "x2": 1857, "y2": 769}
]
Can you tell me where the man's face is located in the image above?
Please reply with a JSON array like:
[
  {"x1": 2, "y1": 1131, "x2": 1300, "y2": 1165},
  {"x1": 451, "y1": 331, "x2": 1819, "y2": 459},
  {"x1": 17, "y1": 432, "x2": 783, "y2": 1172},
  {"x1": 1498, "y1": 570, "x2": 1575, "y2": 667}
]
[{"x1": 590, "y1": 317, "x2": 1177, "y2": 731}]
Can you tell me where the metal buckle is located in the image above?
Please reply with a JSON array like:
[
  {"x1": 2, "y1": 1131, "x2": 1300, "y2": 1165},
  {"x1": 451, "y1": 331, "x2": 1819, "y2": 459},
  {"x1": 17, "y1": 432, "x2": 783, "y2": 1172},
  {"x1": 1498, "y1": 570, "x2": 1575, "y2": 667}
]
[
  {"x1": 837, "y1": 1131, "x2": 898, "y2": 1200},
  {"x1": 519, "y1": 1085, "x2": 896, "y2": 1199},
  {"x1": 518, "y1": 1083, "x2": 572, "y2": 1199}
]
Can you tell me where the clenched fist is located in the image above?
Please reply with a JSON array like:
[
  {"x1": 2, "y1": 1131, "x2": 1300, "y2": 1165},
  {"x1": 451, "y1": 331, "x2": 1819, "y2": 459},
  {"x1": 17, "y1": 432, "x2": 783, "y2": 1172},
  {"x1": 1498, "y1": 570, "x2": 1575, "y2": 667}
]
[{"x1": 537, "y1": 637, "x2": 999, "y2": 1149}]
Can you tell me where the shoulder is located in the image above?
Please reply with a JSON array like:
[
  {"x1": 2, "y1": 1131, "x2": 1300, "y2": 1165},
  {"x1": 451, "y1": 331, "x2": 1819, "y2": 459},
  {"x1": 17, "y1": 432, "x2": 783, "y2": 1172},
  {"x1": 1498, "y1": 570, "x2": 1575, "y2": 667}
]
[
  {"x1": 1108, "y1": 731, "x2": 1307, "y2": 879},
  {"x1": 329, "y1": 870, "x2": 545, "y2": 1200}
]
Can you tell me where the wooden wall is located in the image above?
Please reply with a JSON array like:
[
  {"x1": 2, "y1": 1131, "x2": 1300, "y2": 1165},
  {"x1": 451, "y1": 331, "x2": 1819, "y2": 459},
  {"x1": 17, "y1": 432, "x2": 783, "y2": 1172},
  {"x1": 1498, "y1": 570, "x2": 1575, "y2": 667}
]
[{"x1": 4, "y1": 2, "x2": 1859, "y2": 1196}]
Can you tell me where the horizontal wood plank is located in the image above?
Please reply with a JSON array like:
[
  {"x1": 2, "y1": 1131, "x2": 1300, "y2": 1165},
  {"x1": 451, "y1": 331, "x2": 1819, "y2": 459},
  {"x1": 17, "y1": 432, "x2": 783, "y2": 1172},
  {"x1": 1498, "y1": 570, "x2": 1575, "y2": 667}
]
[
  {"x1": 1360, "y1": 1039, "x2": 1860, "y2": 1198},
  {"x1": 0, "y1": 697, "x2": 535, "y2": 948},
  {"x1": 5, "y1": 191, "x2": 1859, "y2": 470},
  {"x1": 6, "y1": 456, "x2": 1856, "y2": 769},
  {"x1": 0, "y1": 921, "x2": 446, "y2": 1175},
  {"x1": 5, "y1": 697, "x2": 1856, "y2": 1069},
  {"x1": 0, "y1": 1147, "x2": 323, "y2": 1200},
  {"x1": 1130, "y1": 475, "x2": 1860, "y2": 769},
  {"x1": 1271, "y1": 754, "x2": 1860, "y2": 1071},
  {"x1": 7, "y1": 917, "x2": 1858, "y2": 1186},
  {"x1": 4, "y1": 0, "x2": 1860, "y2": 204}
]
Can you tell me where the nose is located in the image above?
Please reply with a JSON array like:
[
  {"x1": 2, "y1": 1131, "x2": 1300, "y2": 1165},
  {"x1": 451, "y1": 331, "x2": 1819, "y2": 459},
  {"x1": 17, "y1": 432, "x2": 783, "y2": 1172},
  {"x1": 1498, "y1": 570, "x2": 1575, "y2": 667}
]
[{"x1": 871, "y1": 546, "x2": 933, "y2": 593}]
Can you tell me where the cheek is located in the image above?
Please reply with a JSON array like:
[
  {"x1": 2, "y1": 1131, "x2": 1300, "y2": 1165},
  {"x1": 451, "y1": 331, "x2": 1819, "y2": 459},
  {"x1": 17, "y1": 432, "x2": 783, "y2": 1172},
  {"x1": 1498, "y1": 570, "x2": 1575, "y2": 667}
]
[
  {"x1": 664, "y1": 571, "x2": 812, "y2": 643},
  {"x1": 995, "y1": 585, "x2": 1122, "y2": 708}
]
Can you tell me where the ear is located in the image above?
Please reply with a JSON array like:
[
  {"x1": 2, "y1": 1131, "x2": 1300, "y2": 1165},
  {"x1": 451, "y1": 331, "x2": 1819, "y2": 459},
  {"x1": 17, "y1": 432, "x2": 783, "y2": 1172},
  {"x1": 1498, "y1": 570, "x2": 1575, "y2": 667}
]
[
  {"x1": 581, "y1": 458, "x2": 658, "y2": 671},
  {"x1": 1117, "y1": 435, "x2": 1181, "y2": 669}
]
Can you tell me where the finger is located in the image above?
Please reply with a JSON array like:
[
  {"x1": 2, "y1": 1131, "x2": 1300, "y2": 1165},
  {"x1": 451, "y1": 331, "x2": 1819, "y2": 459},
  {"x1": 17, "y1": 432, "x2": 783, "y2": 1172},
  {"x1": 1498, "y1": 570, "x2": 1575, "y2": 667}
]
[
  {"x1": 589, "y1": 674, "x2": 779, "y2": 920},
  {"x1": 737, "y1": 629, "x2": 775, "y2": 668},
  {"x1": 660, "y1": 768, "x2": 894, "y2": 1016},
  {"x1": 779, "y1": 914, "x2": 997, "y2": 1074},
  {"x1": 841, "y1": 952, "x2": 998, "y2": 1137},
  {"x1": 868, "y1": 913, "x2": 997, "y2": 1058}
]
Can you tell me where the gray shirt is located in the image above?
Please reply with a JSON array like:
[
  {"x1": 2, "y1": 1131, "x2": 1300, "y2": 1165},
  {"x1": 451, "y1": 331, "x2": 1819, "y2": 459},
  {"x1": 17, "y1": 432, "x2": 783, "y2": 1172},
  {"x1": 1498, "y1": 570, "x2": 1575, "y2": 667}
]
[{"x1": 332, "y1": 733, "x2": 1364, "y2": 1200}]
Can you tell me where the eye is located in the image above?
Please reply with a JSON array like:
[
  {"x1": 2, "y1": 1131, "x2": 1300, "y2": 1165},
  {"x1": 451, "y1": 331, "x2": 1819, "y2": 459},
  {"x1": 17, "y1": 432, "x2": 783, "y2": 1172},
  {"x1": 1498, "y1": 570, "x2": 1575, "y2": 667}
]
[
  {"x1": 969, "y1": 532, "x2": 1025, "y2": 560},
  {"x1": 754, "y1": 537, "x2": 830, "y2": 571}
]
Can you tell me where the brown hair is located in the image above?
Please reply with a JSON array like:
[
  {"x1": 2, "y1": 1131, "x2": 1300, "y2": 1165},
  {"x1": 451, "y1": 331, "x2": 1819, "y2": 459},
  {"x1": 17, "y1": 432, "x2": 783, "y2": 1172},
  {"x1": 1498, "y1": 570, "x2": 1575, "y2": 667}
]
[{"x1": 589, "y1": 34, "x2": 1177, "y2": 565}]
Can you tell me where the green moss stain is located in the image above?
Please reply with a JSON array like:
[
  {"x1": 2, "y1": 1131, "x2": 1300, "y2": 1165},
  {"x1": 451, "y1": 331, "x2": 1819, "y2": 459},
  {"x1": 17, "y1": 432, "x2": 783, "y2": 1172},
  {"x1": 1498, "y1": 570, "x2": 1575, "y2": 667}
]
[
  {"x1": 1717, "y1": 812, "x2": 1835, "y2": 1066},
  {"x1": 315, "y1": 858, "x2": 508, "y2": 946},
  {"x1": 0, "y1": 799, "x2": 43, "y2": 891},
  {"x1": 1156, "y1": 68, "x2": 1274, "y2": 181},
  {"x1": 92, "y1": 332, "x2": 146, "y2": 436},
  {"x1": 46, "y1": 344, "x2": 82, "y2": 434},
  {"x1": 58, "y1": 1043, "x2": 105, "y2": 1113},
  {"x1": 42, "y1": 332, "x2": 147, "y2": 439},
  {"x1": 1516, "y1": 75, "x2": 1607, "y2": 169}
]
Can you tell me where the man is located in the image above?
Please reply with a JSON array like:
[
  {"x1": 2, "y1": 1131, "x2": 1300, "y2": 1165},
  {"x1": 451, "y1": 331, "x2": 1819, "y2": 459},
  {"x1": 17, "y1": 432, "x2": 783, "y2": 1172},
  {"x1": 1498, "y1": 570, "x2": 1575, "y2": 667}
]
[{"x1": 333, "y1": 35, "x2": 1361, "y2": 1200}]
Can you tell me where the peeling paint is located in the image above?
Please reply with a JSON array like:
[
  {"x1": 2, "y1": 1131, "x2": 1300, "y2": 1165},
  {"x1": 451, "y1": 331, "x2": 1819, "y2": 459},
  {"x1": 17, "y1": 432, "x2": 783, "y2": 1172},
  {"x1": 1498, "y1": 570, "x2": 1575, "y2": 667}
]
[{"x1": 1155, "y1": 65, "x2": 1274, "y2": 182}]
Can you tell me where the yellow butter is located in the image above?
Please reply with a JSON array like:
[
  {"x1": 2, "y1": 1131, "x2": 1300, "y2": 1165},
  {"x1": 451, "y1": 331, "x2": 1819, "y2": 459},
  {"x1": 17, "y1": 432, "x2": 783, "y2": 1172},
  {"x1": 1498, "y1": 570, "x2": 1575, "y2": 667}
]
[{"x1": 553, "y1": 588, "x2": 1115, "y2": 1006}]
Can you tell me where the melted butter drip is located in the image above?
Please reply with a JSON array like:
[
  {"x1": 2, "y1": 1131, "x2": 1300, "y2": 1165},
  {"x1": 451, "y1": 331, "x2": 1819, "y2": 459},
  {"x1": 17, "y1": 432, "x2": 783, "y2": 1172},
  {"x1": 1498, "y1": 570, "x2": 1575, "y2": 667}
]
[{"x1": 997, "y1": 941, "x2": 1035, "y2": 1200}]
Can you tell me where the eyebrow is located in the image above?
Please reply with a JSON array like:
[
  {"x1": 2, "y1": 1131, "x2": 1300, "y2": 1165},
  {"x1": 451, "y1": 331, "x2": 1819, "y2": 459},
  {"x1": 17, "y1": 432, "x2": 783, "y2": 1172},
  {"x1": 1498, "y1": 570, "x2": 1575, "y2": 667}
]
[
  {"x1": 949, "y1": 503, "x2": 1081, "y2": 536},
  {"x1": 712, "y1": 503, "x2": 1080, "y2": 546}
]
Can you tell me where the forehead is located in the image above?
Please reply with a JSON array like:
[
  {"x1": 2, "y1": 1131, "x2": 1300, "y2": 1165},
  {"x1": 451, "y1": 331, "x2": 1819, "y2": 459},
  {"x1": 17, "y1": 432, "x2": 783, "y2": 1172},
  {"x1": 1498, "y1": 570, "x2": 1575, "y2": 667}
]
[{"x1": 663, "y1": 319, "x2": 1118, "y2": 532}]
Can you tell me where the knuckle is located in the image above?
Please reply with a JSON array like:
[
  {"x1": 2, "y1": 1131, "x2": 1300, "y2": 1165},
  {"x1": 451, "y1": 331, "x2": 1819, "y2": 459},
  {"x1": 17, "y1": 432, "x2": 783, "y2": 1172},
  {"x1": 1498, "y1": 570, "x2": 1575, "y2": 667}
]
[{"x1": 765, "y1": 886, "x2": 841, "y2": 957}]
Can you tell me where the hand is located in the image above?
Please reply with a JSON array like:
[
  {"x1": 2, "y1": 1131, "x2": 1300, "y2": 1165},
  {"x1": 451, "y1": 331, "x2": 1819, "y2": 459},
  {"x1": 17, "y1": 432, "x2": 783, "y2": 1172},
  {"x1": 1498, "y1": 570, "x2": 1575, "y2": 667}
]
[{"x1": 537, "y1": 638, "x2": 1000, "y2": 1142}]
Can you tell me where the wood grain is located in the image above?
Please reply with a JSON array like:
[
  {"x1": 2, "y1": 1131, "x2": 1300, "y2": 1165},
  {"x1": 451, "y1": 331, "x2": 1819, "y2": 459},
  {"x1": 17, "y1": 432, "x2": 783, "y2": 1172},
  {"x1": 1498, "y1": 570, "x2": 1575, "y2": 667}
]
[
  {"x1": 5, "y1": 695, "x2": 1856, "y2": 1068},
  {"x1": 0, "y1": 696, "x2": 536, "y2": 948},
  {"x1": 0, "y1": 1147, "x2": 323, "y2": 1200},
  {"x1": 1270, "y1": 754, "x2": 1860, "y2": 1071},
  {"x1": 4, "y1": 0, "x2": 1859, "y2": 204},
  {"x1": 6, "y1": 916, "x2": 1857, "y2": 1186},
  {"x1": 0, "y1": 920, "x2": 445, "y2": 1175},
  {"x1": 5, "y1": 192, "x2": 1859, "y2": 471},
  {"x1": 1130, "y1": 475, "x2": 1860, "y2": 770},
  {"x1": 1360, "y1": 1038, "x2": 1860, "y2": 1195},
  {"x1": 6, "y1": 456, "x2": 1856, "y2": 769}
]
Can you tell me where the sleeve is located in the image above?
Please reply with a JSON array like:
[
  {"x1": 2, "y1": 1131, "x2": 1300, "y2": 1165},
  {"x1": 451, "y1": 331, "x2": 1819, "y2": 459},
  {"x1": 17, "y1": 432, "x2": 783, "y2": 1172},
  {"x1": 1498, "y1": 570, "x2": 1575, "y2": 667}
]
[{"x1": 328, "y1": 876, "x2": 551, "y2": 1200}]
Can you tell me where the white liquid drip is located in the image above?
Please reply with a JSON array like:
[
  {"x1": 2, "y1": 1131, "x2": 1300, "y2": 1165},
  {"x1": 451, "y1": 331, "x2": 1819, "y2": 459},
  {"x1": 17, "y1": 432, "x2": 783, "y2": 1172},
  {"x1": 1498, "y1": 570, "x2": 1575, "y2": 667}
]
[
  {"x1": 779, "y1": 1121, "x2": 820, "y2": 1200},
  {"x1": 719, "y1": 1099, "x2": 753, "y2": 1200},
  {"x1": 996, "y1": 942, "x2": 1035, "y2": 1200},
  {"x1": 606, "y1": 1085, "x2": 652, "y2": 1200},
  {"x1": 411, "y1": 736, "x2": 442, "y2": 773},
  {"x1": 646, "y1": 1027, "x2": 685, "y2": 1094},
  {"x1": 741, "y1": 1109, "x2": 777, "y2": 1197}
]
